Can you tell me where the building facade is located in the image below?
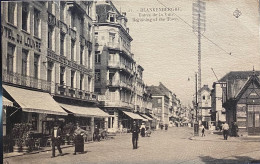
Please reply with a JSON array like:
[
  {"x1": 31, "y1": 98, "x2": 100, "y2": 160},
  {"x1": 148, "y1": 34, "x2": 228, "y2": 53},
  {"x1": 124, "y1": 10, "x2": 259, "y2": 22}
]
[
  {"x1": 94, "y1": 1, "x2": 152, "y2": 132},
  {"x1": 1, "y1": 1, "x2": 109, "y2": 153},
  {"x1": 220, "y1": 71, "x2": 260, "y2": 136}
]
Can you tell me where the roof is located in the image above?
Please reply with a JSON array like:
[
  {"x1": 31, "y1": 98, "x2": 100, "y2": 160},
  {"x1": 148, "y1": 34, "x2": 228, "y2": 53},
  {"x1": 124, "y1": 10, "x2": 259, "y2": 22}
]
[
  {"x1": 235, "y1": 74, "x2": 260, "y2": 100},
  {"x1": 60, "y1": 103, "x2": 110, "y2": 118},
  {"x1": 3, "y1": 85, "x2": 67, "y2": 115},
  {"x1": 198, "y1": 85, "x2": 211, "y2": 93},
  {"x1": 147, "y1": 86, "x2": 168, "y2": 98},
  {"x1": 219, "y1": 71, "x2": 260, "y2": 82}
]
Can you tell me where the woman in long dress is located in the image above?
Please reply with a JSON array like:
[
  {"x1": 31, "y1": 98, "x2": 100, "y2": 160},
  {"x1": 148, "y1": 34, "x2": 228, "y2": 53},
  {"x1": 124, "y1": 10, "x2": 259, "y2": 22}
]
[{"x1": 73, "y1": 123, "x2": 86, "y2": 155}]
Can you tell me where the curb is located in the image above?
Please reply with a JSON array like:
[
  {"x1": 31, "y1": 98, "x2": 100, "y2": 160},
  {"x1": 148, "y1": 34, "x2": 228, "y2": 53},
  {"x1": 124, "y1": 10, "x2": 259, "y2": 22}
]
[
  {"x1": 189, "y1": 136, "x2": 260, "y2": 142},
  {"x1": 3, "y1": 140, "x2": 98, "y2": 159}
]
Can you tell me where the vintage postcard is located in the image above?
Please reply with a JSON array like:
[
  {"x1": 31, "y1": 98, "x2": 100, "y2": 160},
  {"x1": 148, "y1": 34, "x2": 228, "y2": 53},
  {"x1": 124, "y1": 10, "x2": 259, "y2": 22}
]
[{"x1": 1, "y1": 0, "x2": 260, "y2": 163}]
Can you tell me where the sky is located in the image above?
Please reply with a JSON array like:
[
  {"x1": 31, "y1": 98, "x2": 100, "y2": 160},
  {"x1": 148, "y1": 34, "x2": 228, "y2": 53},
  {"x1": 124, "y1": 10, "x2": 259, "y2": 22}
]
[{"x1": 112, "y1": 0, "x2": 260, "y2": 106}]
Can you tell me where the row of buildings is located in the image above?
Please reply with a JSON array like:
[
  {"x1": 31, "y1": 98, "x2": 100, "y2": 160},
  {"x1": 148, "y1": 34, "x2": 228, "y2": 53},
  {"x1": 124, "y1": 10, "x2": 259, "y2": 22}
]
[
  {"x1": 1, "y1": 0, "x2": 184, "y2": 152},
  {"x1": 193, "y1": 70, "x2": 260, "y2": 136}
]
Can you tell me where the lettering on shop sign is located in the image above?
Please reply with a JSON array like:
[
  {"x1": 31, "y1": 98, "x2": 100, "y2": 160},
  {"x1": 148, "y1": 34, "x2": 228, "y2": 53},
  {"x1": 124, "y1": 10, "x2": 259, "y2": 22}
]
[{"x1": 3, "y1": 26, "x2": 41, "y2": 52}]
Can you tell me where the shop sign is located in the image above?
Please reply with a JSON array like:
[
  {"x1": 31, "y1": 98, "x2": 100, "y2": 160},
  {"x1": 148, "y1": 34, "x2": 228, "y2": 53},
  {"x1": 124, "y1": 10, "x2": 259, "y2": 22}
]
[{"x1": 3, "y1": 26, "x2": 41, "y2": 52}]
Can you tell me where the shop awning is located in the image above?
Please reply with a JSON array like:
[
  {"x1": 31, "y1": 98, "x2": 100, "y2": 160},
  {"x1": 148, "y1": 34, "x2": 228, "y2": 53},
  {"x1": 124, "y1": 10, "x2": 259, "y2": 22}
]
[
  {"x1": 2, "y1": 96, "x2": 13, "y2": 107},
  {"x1": 149, "y1": 114, "x2": 160, "y2": 120},
  {"x1": 3, "y1": 85, "x2": 67, "y2": 115},
  {"x1": 122, "y1": 111, "x2": 146, "y2": 120},
  {"x1": 59, "y1": 103, "x2": 110, "y2": 118},
  {"x1": 141, "y1": 114, "x2": 153, "y2": 121}
]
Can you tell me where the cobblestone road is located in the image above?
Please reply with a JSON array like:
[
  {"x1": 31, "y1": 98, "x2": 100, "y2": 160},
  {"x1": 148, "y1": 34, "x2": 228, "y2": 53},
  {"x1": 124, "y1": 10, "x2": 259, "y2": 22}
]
[{"x1": 4, "y1": 127, "x2": 260, "y2": 164}]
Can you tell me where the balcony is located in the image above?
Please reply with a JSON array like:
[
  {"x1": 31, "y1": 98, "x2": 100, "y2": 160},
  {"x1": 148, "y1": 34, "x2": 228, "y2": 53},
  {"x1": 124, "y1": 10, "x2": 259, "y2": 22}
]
[
  {"x1": 107, "y1": 80, "x2": 134, "y2": 91},
  {"x1": 47, "y1": 12, "x2": 56, "y2": 27},
  {"x1": 55, "y1": 83, "x2": 97, "y2": 102},
  {"x1": 107, "y1": 42, "x2": 120, "y2": 50},
  {"x1": 58, "y1": 20, "x2": 68, "y2": 34},
  {"x1": 103, "y1": 101, "x2": 134, "y2": 109},
  {"x1": 2, "y1": 69, "x2": 51, "y2": 92},
  {"x1": 80, "y1": 35, "x2": 86, "y2": 46},
  {"x1": 69, "y1": 28, "x2": 76, "y2": 40}
]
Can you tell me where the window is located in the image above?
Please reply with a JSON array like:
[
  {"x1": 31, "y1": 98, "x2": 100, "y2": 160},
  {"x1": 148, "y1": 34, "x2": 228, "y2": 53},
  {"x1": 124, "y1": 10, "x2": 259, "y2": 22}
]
[
  {"x1": 158, "y1": 99, "x2": 162, "y2": 104},
  {"x1": 203, "y1": 95, "x2": 205, "y2": 100},
  {"x1": 88, "y1": 50, "x2": 91, "y2": 68},
  {"x1": 107, "y1": 13, "x2": 115, "y2": 22},
  {"x1": 60, "y1": 33, "x2": 65, "y2": 56},
  {"x1": 31, "y1": 113, "x2": 38, "y2": 130},
  {"x1": 109, "y1": 33, "x2": 115, "y2": 43},
  {"x1": 95, "y1": 53, "x2": 101, "y2": 63},
  {"x1": 22, "y1": 50, "x2": 28, "y2": 76},
  {"x1": 88, "y1": 77, "x2": 91, "y2": 91},
  {"x1": 94, "y1": 32, "x2": 98, "y2": 43},
  {"x1": 95, "y1": 69, "x2": 101, "y2": 82},
  {"x1": 60, "y1": 3, "x2": 65, "y2": 21},
  {"x1": 7, "y1": 43, "x2": 15, "y2": 73},
  {"x1": 80, "y1": 74, "x2": 84, "y2": 90},
  {"x1": 80, "y1": 18, "x2": 84, "y2": 36},
  {"x1": 48, "y1": 26, "x2": 53, "y2": 49},
  {"x1": 71, "y1": 40, "x2": 75, "y2": 61},
  {"x1": 71, "y1": 70, "x2": 75, "y2": 88},
  {"x1": 34, "y1": 9, "x2": 40, "y2": 37},
  {"x1": 22, "y1": 3, "x2": 29, "y2": 31},
  {"x1": 34, "y1": 54, "x2": 39, "y2": 78},
  {"x1": 94, "y1": 88, "x2": 101, "y2": 94},
  {"x1": 60, "y1": 67, "x2": 65, "y2": 85},
  {"x1": 8, "y1": 2, "x2": 15, "y2": 24},
  {"x1": 80, "y1": 46, "x2": 84, "y2": 65},
  {"x1": 47, "y1": 62, "x2": 53, "y2": 82},
  {"x1": 47, "y1": 1, "x2": 52, "y2": 12}
]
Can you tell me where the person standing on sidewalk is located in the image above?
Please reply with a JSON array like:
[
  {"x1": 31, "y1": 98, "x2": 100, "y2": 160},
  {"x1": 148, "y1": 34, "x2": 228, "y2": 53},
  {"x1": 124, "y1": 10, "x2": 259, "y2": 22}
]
[
  {"x1": 51, "y1": 123, "x2": 63, "y2": 158},
  {"x1": 131, "y1": 121, "x2": 140, "y2": 149},
  {"x1": 73, "y1": 123, "x2": 86, "y2": 155},
  {"x1": 201, "y1": 125, "x2": 205, "y2": 137},
  {"x1": 222, "y1": 122, "x2": 229, "y2": 140}
]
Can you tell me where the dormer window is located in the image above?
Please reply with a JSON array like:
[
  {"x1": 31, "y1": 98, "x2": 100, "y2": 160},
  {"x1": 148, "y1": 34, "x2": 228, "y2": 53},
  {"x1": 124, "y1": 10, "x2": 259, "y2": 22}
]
[{"x1": 107, "y1": 12, "x2": 116, "y2": 22}]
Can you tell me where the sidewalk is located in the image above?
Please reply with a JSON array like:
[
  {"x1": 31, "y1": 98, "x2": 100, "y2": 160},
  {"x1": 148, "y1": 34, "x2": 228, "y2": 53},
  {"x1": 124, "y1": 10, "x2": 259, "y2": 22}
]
[{"x1": 189, "y1": 130, "x2": 260, "y2": 142}]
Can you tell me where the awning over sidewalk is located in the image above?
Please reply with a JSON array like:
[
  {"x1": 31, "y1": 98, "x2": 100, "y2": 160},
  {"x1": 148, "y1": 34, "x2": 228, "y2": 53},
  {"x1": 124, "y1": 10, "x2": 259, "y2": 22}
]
[
  {"x1": 149, "y1": 114, "x2": 160, "y2": 121},
  {"x1": 2, "y1": 96, "x2": 13, "y2": 107},
  {"x1": 59, "y1": 103, "x2": 110, "y2": 118},
  {"x1": 141, "y1": 114, "x2": 153, "y2": 121},
  {"x1": 122, "y1": 111, "x2": 146, "y2": 120},
  {"x1": 3, "y1": 85, "x2": 67, "y2": 115}
]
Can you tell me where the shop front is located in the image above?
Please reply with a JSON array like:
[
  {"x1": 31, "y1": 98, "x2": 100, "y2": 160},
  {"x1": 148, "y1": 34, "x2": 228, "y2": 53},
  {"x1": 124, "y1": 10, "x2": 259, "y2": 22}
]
[
  {"x1": 3, "y1": 85, "x2": 68, "y2": 152},
  {"x1": 59, "y1": 103, "x2": 110, "y2": 141}
]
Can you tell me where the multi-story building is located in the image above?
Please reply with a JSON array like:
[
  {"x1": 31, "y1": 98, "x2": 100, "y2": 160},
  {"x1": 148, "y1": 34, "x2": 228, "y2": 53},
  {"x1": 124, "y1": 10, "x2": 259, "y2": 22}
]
[
  {"x1": 147, "y1": 83, "x2": 171, "y2": 127},
  {"x1": 197, "y1": 85, "x2": 212, "y2": 128},
  {"x1": 211, "y1": 81, "x2": 227, "y2": 129},
  {"x1": 94, "y1": 1, "x2": 148, "y2": 132},
  {"x1": 1, "y1": 2, "x2": 109, "y2": 151}
]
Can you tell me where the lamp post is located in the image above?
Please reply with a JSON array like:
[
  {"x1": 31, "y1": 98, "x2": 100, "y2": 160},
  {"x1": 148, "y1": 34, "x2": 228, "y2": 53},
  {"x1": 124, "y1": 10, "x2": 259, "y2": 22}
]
[{"x1": 194, "y1": 72, "x2": 199, "y2": 136}]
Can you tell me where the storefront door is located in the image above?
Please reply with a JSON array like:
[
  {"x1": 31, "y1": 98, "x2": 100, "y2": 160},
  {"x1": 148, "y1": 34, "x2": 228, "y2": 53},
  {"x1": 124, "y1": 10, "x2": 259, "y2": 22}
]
[{"x1": 248, "y1": 105, "x2": 260, "y2": 135}]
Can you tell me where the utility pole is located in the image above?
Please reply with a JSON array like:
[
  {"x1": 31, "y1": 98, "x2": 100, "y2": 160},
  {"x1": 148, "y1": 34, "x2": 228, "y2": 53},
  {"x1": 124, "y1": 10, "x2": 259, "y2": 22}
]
[{"x1": 193, "y1": 0, "x2": 206, "y2": 124}]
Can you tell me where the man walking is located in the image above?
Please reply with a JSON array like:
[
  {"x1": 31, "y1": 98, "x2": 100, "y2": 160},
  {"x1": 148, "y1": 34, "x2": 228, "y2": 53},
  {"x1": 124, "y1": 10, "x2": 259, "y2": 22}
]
[
  {"x1": 222, "y1": 122, "x2": 229, "y2": 140},
  {"x1": 131, "y1": 121, "x2": 140, "y2": 149},
  {"x1": 51, "y1": 123, "x2": 63, "y2": 158}
]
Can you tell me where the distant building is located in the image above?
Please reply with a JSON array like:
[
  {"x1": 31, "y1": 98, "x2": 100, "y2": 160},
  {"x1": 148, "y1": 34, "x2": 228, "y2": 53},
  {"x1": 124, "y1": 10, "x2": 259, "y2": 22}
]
[{"x1": 197, "y1": 85, "x2": 212, "y2": 128}]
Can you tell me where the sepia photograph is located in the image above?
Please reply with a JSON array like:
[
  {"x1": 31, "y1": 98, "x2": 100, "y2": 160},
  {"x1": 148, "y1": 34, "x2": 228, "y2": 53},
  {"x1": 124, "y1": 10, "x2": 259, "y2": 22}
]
[{"x1": 1, "y1": 0, "x2": 260, "y2": 163}]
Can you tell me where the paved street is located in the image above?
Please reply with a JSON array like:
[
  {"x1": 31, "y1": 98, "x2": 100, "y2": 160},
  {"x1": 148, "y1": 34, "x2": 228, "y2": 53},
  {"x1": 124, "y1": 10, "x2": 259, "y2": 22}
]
[{"x1": 4, "y1": 127, "x2": 260, "y2": 164}]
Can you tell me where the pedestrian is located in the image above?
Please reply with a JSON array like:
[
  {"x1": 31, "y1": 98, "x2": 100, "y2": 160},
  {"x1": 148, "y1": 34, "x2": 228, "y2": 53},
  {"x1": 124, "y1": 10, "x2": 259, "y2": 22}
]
[
  {"x1": 93, "y1": 125, "x2": 100, "y2": 141},
  {"x1": 231, "y1": 122, "x2": 239, "y2": 137},
  {"x1": 140, "y1": 122, "x2": 146, "y2": 137},
  {"x1": 201, "y1": 125, "x2": 205, "y2": 137},
  {"x1": 222, "y1": 122, "x2": 229, "y2": 140},
  {"x1": 73, "y1": 123, "x2": 86, "y2": 155},
  {"x1": 51, "y1": 123, "x2": 63, "y2": 158},
  {"x1": 131, "y1": 121, "x2": 140, "y2": 149}
]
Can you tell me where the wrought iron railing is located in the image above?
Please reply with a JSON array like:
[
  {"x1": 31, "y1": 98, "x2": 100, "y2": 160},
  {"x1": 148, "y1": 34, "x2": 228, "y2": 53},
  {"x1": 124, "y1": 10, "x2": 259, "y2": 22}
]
[{"x1": 2, "y1": 69, "x2": 51, "y2": 92}]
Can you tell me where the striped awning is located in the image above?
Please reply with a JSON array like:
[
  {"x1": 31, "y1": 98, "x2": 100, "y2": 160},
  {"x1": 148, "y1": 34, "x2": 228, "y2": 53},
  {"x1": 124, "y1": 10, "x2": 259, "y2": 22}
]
[{"x1": 141, "y1": 114, "x2": 153, "y2": 121}]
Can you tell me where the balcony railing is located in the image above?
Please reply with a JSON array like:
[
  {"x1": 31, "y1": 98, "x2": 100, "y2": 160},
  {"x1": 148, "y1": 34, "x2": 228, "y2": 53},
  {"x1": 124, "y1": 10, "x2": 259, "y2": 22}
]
[
  {"x1": 104, "y1": 101, "x2": 134, "y2": 109},
  {"x1": 107, "y1": 80, "x2": 134, "y2": 91},
  {"x1": 58, "y1": 20, "x2": 68, "y2": 34},
  {"x1": 107, "y1": 61, "x2": 134, "y2": 75},
  {"x1": 55, "y1": 83, "x2": 97, "y2": 101},
  {"x1": 69, "y1": 28, "x2": 76, "y2": 40},
  {"x1": 107, "y1": 42, "x2": 120, "y2": 49},
  {"x1": 2, "y1": 69, "x2": 51, "y2": 92}
]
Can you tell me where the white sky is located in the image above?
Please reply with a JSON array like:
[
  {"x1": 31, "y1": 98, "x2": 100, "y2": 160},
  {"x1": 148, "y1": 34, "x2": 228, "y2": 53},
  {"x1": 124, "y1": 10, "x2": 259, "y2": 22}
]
[{"x1": 113, "y1": 0, "x2": 260, "y2": 106}]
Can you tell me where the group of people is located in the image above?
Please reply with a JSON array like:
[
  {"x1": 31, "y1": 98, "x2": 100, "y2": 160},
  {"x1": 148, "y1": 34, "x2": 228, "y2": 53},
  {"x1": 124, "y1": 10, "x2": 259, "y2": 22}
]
[
  {"x1": 131, "y1": 122, "x2": 152, "y2": 149},
  {"x1": 200, "y1": 121, "x2": 238, "y2": 140},
  {"x1": 51, "y1": 123, "x2": 102, "y2": 158}
]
